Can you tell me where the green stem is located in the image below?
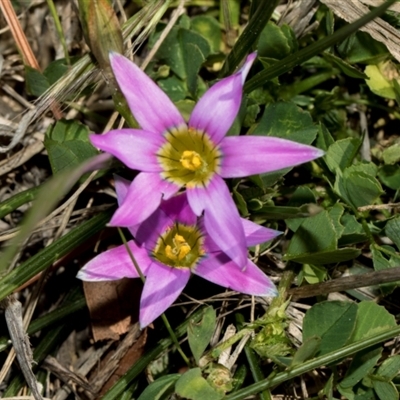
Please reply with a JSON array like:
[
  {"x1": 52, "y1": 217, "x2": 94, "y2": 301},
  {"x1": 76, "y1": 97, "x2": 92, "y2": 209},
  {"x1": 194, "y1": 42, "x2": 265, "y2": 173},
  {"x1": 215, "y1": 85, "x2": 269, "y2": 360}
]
[
  {"x1": 161, "y1": 314, "x2": 191, "y2": 366},
  {"x1": 117, "y1": 228, "x2": 145, "y2": 283},
  {"x1": 46, "y1": 0, "x2": 71, "y2": 64},
  {"x1": 244, "y1": 345, "x2": 271, "y2": 400},
  {"x1": 225, "y1": 325, "x2": 400, "y2": 400},
  {"x1": 117, "y1": 228, "x2": 190, "y2": 366}
]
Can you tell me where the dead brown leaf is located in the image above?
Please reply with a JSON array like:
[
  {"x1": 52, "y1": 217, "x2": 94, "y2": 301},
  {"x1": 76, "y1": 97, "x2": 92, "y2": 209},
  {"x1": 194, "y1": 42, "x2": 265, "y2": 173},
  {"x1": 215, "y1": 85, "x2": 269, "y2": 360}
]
[{"x1": 83, "y1": 278, "x2": 142, "y2": 341}]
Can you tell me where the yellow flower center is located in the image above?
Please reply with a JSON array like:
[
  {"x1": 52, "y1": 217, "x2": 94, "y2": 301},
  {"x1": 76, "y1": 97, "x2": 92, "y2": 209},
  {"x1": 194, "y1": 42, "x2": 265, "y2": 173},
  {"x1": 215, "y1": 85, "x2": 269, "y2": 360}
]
[
  {"x1": 165, "y1": 234, "x2": 191, "y2": 261},
  {"x1": 180, "y1": 151, "x2": 203, "y2": 171},
  {"x1": 152, "y1": 224, "x2": 205, "y2": 268},
  {"x1": 157, "y1": 127, "x2": 221, "y2": 188}
]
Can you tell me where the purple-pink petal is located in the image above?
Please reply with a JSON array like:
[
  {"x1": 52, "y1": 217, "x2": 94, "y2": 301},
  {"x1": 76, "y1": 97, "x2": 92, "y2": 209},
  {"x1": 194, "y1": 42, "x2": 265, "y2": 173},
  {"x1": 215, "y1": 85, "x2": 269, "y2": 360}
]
[
  {"x1": 188, "y1": 53, "x2": 256, "y2": 144},
  {"x1": 139, "y1": 263, "x2": 190, "y2": 328},
  {"x1": 77, "y1": 241, "x2": 151, "y2": 282},
  {"x1": 160, "y1": 192, "x2": 197, "y2": 226},
  {"x1": 114, "y1": 175, "x2": 131, "y2": 205},
  {"x1": 135, "y1": 207, "x2": 172, "y2": 249},
  {"x1": 110, "y1": 53, "x2": 185, "y2": 133},
  {"x1": 188, "y1": 175, "x2": 247, "y2": 268},
  {"x1": 90, "y1": 129, "x2": 162, "y2": 172},
  {"x1": 195, "y1": 255, "x2": 277, "y2": 296},
  {"x1": 109, "y1": 172, "x2": 179, "y2": 227},
  {"x1": 219, "y1": 136, "x2": 324, "y2": 178},
  {"x1": 241, "y1": 219, "x2": 282, "y2": 247}
]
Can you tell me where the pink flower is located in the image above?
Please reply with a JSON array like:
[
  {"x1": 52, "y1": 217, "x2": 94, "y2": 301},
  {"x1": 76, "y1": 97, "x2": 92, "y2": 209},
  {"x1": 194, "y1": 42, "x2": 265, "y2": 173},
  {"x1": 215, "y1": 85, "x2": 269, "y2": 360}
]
[
  {"x1": 90, "y1": 52, "x2": 324, "y2": 268},
  {"x1": 77, "y1": 177, "x2": 280, "y2": 328}
]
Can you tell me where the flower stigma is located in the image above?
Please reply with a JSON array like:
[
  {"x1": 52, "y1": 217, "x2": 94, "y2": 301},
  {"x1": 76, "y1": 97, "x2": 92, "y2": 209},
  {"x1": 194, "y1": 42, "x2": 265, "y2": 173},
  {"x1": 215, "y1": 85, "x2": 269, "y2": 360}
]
[
  {"x1": 180, "y1": 151, "x2": 203, "y2": 171},
  {"x1": 157, "y1": 127, "x2": 221, "y2": 188},
  {"x1": 152, "y1": 223, "x2": 205, "y2": 268},
  {"x1": 165, "y1": 234, "x2": 191, "y2": 261}
]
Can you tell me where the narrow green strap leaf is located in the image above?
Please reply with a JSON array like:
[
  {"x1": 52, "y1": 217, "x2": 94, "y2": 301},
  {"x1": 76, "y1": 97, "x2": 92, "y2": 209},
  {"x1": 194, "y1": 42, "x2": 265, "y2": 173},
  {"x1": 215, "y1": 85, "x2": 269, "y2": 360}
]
[
  {"x1": 0, "y1": 152, "x2": 112, "y2": 273},
  {"x1": 0, "y1": 209, "x2": 112, "y2": 302},
  {"x1": 219, "y1": 0, "x2": 280, "y2": 77},
  {"x1": 0, "y1": 186, "x2": 39, "y2": 219},
  {"x1": 244, "y1": 0, "x2": 397, "y2": 93}
]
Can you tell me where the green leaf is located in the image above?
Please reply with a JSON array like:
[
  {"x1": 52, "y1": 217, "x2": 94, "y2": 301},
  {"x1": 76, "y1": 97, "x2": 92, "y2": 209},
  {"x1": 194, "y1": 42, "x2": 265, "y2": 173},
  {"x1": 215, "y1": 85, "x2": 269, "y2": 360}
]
[
  {"x1": 371, "y1": 246, "x2": 400, "y2": 294},
  {"x1": 382, "y1": 143, "x2": 400, "y2": 164},
  {"x1": 373, "y1": 380, "x2": 399, "y2": 400},
  {"x1": 316, "y1": 123, "x2": 335, "y2": 152},
  {"x1": 285, "y1": 186, "x2": 316, "y2": 232},
  {"x1": 339, "y1": 214, "x2": 367, "y2": 246},
  {"x1": 352, "y1": 301, "x2": 397, "y2": 342},
  {"x1": 303, "y1": 301, "x2": 358, "y2": 356},
  {"x1": 253, "y1": 102, "x2": 318, "y2": 145},
  {"x1": 335, "y1": 168, "x2": 384, "y2": 208},
  {"x1": 385, "y1": 217, "x2": 400, "y2": 251},
  {"x1": 337, "y1": 31, "x2": 389, "y2": 64},
  {"x1": 158, "y1": 75, "x2": 187, "y2": 102},
  {"x1": 191, "y1": 16, "x2": 221, "y2": 53},
  {"x1": 188, "y1": 307, "x2": 216, "y2": 364},
  {"x1": 323, "y1": 51, "x2": 367, "y2": 79},
  {"x1": 365, "y1": 61, "x2": 400, "y2": 100},
  {"x1": 285, "y1": 210, "x2": 336, "y2": 259},
  {"x1": 339, "y1": 346, "x2": 383, "y2": 389},
  {"x1": 175, "y1": 368, "x2": 223, "y2": 400},
  {"x1": 291, "y1": 335, "x2": 321, "y2": 366},
  {"x1": 328, "y1": 203, "x2": 345, "y2": 238},
  {"x1": 301, "y1": 264, "x2": 327, "y2": 284},
  {"x1": 25, "y1": 66, "x2": 50, "y2": 97},
  {"x1": 257, "y1": 22, "x2": 294, "y2": 60},
  {"x1": 233, "y1": 187, "x2": 249, "y2": 216},
  {"x1": 155, "y1": 24, "x2": 210, "y2": 95},
  {"x1": 179, "y1": 29, "x2": 210, "y2": 96},
  {"x1": 376, "y1": 355, "x2": 400, "y2": 381},
  {"x1": 45, "y1": 120, "x2": 98, "y2": 174},
  {"x1": 44, "y1": 57, "x2": 74, "y2": 85},
  {"x1": 137, "y1": 374, "x2": 180, "y2": 400},
  {"x1": 378, "y1": 165, "x2": 400, "y2": 190},
  {"x1": 325, "y1": 137, "x2": 360, "y2": 172}
]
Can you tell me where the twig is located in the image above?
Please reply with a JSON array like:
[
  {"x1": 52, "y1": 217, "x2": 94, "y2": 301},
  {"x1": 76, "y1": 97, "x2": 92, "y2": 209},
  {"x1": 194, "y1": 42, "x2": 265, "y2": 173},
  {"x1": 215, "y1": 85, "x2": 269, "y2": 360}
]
[
  {"x1": 140, "y1": 0, "x2": 186, "y2": 70},
  {"x1": 288, "y1": 267, "x2": 400, "y2": 299},
  {"x1": 358, "y1": 202, "x2": 400, "y2": 212},
  {"x1": 0, "y1": 296, "x2": 44, "y2": 400}
]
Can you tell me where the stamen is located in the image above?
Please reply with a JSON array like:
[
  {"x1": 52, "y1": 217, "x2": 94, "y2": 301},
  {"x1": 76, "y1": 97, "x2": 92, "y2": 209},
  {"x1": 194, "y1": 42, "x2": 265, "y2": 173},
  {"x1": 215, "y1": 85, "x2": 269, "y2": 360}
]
[
  {"x1": 165, "y1": 234, "x2": 191, "y2": 261},
  {"x1": 180, "y1": 151, "x2": 203, "y2": 171}
]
